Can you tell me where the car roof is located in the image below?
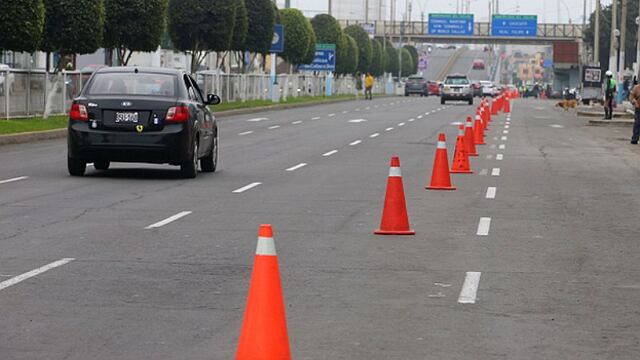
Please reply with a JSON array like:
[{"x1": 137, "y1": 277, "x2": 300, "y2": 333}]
[
  {"x1": 95, "y1": 67, "x2": 184, "y2": 75},
  {"x1": 446, "y1": 74, "x2": 468, "y2": 78}
]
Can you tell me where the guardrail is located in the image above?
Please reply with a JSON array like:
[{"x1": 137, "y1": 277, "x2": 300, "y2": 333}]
[{"x1": 0, "y1": 70, "x2": 386, "y2": 119}]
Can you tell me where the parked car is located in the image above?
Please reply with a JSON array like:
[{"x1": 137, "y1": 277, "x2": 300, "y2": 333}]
[
  {"x1": 440, "y1": 74, "x2": 473, "y2": 105},
  {"x1": 404, "y1": 75, "x2": 428, "y2": 97},
  {"x1": 0, "y1": 64, "x2": 15, "y2": 96},
  {"x1": 471, "y1": 81, "x2": 483, "y2": 97},
  {"x1": 67, "y1": 67, "x2": 220, "y2": 178},
  {"x1": 480, "y1": 80, "x2": 497, "y2": 97},
  {"x1": 472, "y1": 59, "x2": 486, "y2": 70},
  {"x1": 427, "y1": 80, "x2": 441, "y2": 96}
]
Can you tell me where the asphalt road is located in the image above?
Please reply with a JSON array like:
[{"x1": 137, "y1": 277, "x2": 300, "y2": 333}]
[
  {"x1": 420, "y1": 48, "x2": 456, "y2": 81},
  {"x1": 450, "y1": 48, "x2": 492, "y2": 81},
  {"x1": 1, "y1": 96, "x2": 640, "y2": 359}
]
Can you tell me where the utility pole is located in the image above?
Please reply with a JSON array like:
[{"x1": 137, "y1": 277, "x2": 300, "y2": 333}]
[
  {"x1": 609, "y1": 0, "x2": 618, "y2": 74},
  {"x1": 619, "y1": 0, "x2": 627, "y2": 74},
  {"x1": 495, "y1": 0, "x2": 499, "y2": 14},
  {"x1": 636, "y1": 0, "x2": 640, "y2": 78},
  {"x1": 594, "y1": 0, "x2": 600, "y2": 64},
  {"x1": 328, "y1": 0, "x2": 332, "y2": 15},
  {"x1": 285, "y1": 0, "x2": 290, "y2": 8},
  {"x1": 365, "y1": 0, "x2": 369, "y2": 22}
]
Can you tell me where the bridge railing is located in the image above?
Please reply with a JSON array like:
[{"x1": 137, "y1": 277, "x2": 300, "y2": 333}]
[{"x1": 337, "y1": 20, "x2": 583, "y2": 40}]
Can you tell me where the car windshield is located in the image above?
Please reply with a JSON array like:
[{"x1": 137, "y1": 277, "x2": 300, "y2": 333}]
[
  {"x1": 87, "y1": 73, "x2": 177, "y2": 97},
  {"x1": 445, "y1": 77, "x2": 469, "y2": 85}
]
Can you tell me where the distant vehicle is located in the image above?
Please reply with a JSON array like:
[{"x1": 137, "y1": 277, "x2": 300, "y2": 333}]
[
  {"x1": 471, "y1": 81, "x2": 483, "y2": 97},
  {"x1": 427, "y1": 80, "x2": 441, "y2": 96},
  {"x1": 441, "y1": 74, "x2": 473, "y2": 105},
  {"x1": 67, "y1": 67, "x2": 220, "y2": 178},
  {"x1": 437, "y1": 44, "x2": 456, "y2": 50},
  {"x1": 480, "y1": 80, "x2": 497, "y2": 97},
  {"x1": 427, "y1": 45, "x2": 433, "y2": 53},
  {"x1": 472, "y1": 59, "x2": 485, "y2": 70},
  {"x1": 0, "y1": 64, "x2": 15, "y2": 96},
  {"x1": 404, "y1": 75, "x2": 428, "y2": 97}
]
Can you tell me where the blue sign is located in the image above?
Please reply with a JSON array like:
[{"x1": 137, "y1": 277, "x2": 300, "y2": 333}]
[
  {"x1": 491, "y1": 15, "x2": 537, "y2": 37},
  {"x1": 270, "y1": 24, "x2": 284, "y2": 53},
  {"x1": 428, "y1": 14, "x2": 474, "y2": 36},
  {"x1": 543, "y1": 59, "x2": 553, "y2": 68},
  {"x1": 298, "y1": 44, "x2": 336, "y2": 72}
]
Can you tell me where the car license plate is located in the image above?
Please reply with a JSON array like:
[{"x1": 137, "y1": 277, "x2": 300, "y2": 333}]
[{"x1": 115, "y1": 112, "x2": 139, "y2": 124}]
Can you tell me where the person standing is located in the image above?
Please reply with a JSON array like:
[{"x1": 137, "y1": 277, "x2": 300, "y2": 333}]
[
  {"x1": 629, "y1": 81, "x2": 640, "y2": 144},
  {"x1": 604, "y1": 70, "x2": 617, "y2": 119},
  {"x1": 365, "y1": 73, "x2": 374, "y2": 100},
  {"x1": 355, "y1": 71, "x2": 362, "y2": 99}
]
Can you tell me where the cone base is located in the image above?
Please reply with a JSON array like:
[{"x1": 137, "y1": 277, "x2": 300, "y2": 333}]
[
  {"x1": 451, "y1": 169, "x2": 473, "y2": 174},
  {"x1": 374, "y1": 229, "x2": 416, "y2": 235},
  {"x1": 474, "y1": 142, "x2": 486, "y2": 145},
  {"x1": 426, "y1": 186, "x2": 457, "y2": 190},
  {"x1": 469, "y1": 153, "x2": 479, "y2": 157}
]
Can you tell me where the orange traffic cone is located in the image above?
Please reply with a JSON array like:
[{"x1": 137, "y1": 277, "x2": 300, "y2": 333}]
[
  {"x1": 427, "y1": 133, "x2": 456, "y2": 190},
  {"x1": 504, "y1": 96, "x2": 511, "y2": 113},
  {"x1": 474, "y1": 114, "x2": 486, "y2": 145},
  {"x1": 464, "y1": 117, "x2": 478, "y2": 157},
  {"x1": 236, "y1": 224, "x2": 292, "y2": 360},
  {"x1": 375, "y1": 157, "x2": 415, "y2": 235},
  {"x1": 451, "y1": 125, "x2": 473, "y2": 174}
]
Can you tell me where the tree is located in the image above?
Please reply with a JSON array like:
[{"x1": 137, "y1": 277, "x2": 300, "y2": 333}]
[
  {"x1": 337, "y1": 34, "x2": 358, "y2": 75},
  {"x1": 400, "y1": 48, "x2": 414, "y2": 77},
  {"x1": 279, "y1": 8, "x2": 313, "y2": 66},
  {"x1": 344, "y1": 25, "x2": 372, "y2": 74},
  {"x1": 311, "y1": 14, "x2": 342, "y2": 46},
  {"x1": 404, "y1": 45, "x2": 419, "y2": 73},
  {"x1": 244, "y1": 0, "x2": 276, "y2": 54},
  {"x1": 369, "y1": 39, "x2": 384, "y2": 76},
  {"x1": 231, "y1": 0, "x2": 248, "y2": 50},
  {"x1": 302, "y1": 22, "x2": 317, "y2": 65},
  {"x1": 103, "y1": 0, "x2": 168, "y2": 66},
  {"x1": 168, "y1": 0, "x2": 236, "y2": 72},
  {"x1": 41, "y1": 0, "x2": 105, "y2": 70},
  {"x1": 0, "y1": 0, "x2": 45, "y2": 53},
  {"x1": 383, "y1": 40, "x2": 398, "y2": 75}
]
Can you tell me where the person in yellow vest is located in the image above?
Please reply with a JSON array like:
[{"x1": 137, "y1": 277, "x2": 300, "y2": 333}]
[{"x1": 365, "y1": 73, "x2": 374, "y2": 100}]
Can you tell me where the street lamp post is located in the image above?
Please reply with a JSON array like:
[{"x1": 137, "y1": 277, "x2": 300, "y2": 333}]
[
  {"x1": 609, "y1": 0, "x2": 618, "y2": 74},
  {"x1": 619, "y1": 0, "x2": 627, "y2": 75},
  {"x1": 594, "y1": 0, "x2": 600, "y2": 64}
]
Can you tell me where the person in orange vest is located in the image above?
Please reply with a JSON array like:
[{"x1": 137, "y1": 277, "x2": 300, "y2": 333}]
[{"x1": 365, "y1": 73, "x2": 374, "y2": 100}]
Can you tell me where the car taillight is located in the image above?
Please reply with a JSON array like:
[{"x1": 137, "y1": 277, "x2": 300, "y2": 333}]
[
  {"x1": 166, "y1": 106, "x2": 189, "y2": 123},
  {"x1": 69, "y1": 103, "x2": 88, "y2": 121}
]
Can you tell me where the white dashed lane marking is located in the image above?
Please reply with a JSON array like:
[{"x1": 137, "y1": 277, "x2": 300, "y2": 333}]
[
  {"x1": 486, "y1": 187, "x2": 497, "y2": 199},
  {"x1": 479, "y1": 169, "x2": 488, "y2": 176},
  {"x1": 233, "y1": 182, "x2": 262, "y2": 193},
  {"x1": 349, "y1": 140, "x2": 362, "y2": 146},
  {"x1": 398, "y1": 122, "x2": 405, "y2": 127},
  {"x1": 385, "y1": 127, "x2": 394, "y2": 131},
  {"x1": 492, "y1": 168, "x2": 501, "y2": 176},
  {"x1": 458, "y1": 272, "x2": 481, "y2": 304},
  {"x1": 476, "y1": 217, "x2": 491, "y2": 236},
  {"x1": 323, "y1": 150, "x2": 338, "y2": 157},
  {"x1": 328, "y1": 113, "x2": 336, "y2": 117},
  {"x1": 499, "y1": 144, "x2": 506, "y2": 150},
  {"x1": 292, "y1": 121, "x2": 303, "y2": 125},
  {"x1": 0, "y1": 258, "x2": 75, "y2": 292},
  {"x1": 268, "y1": 125, "x2": 280, "y2": 130},
  {"x1": 312, "y1": 117, "x2": 321, "y2": 120},
  {"x1": 501, "y1": 136, "x2": 507, "y2": 141},
  {"x1": 247, "y1": 117, "x2": 268, "y2": 122},
  {"x1": 145, "y1": 211, "x2": 192, "y2": 229},
  {"x1": 0, "y1": 176, "x2": 29, "y2": 185},
  {"x1": 286, "y1": 163, "x2": 308, "y2": 172},
  {"x1": 496, "y1": 154, "x2": 504, "y2": 160},
  {"x1": 370, "y1": 133, "x2": 380, "y2": 138},
  {"x1": 238, "y1": 131, "x2": 253, "y2": 136}
]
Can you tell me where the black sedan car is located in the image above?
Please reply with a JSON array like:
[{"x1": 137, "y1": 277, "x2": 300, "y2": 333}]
[
  {"x1": 404, "y1": 76, "x2": 428, "y2": 97},
  {"x1": 67, "y1": 67, "x2": 220, "y2": 178}
]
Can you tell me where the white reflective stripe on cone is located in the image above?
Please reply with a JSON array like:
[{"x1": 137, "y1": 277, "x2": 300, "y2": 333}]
[
  {"x1": 437, "y1": 141, "x2": 446, "y2": 149},
  {"x1": 389, "y1": 167, "x2": 402, "y2": 177},
  {"x1": 458, "y1": 129, "x2": 465, "y2": 136},
  {"x1": 466, "y1": 122, "x2": 473, "y2": 128},
  {"x1": 256, "y1": 237, "x2": 277, "y2": 256}
]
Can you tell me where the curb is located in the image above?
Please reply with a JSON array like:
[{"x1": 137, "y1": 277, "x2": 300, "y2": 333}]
[
  {"x1": 577, "y1": 111, "x2": 632, "y2": 119},
  {"x1": 588, "y1": 118, "x2": 634, "y2": 126},
  {"x1": 0, "y1": 95, "x2": 393, "y2": 146}
]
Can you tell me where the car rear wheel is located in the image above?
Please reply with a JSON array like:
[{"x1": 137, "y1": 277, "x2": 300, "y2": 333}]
[
  {"x1": 68, "y1": 157, "x2": 86, "y2": 176},
  {"x1": 94, "y1": 160, "x2": 110, "y2": 170},
  {"x1": 180, "y1": 141, "x2": 198, "y2": 179},
  {"x1": 440, "y1": 98, "x2": 445, "y2": 105},
  {"x1": 468, "y1": 98, "x2": 474, "y2": 105},
  {"x1": 201, "y1": 133, "x2": 218, "y2": 173}
]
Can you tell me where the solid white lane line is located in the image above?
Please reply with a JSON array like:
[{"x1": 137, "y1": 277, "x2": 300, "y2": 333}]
[
  {"x1": 145, "y1": 211, "x2": 192, "y2": 229},
  {"x1": 458, "y1": 272, "x2": 481, "y2": 304},
  {"x1": 286, "y1": 163, "x2": 307, "y2": 172},
  {"x1": 385, "y1": 127, "x2": 394, "y2": 131},
  {"x1": 312, "y1": 116, "x2": 321, "y2": 120},
  {"x1": 0, "y1": 258, "x2": 75, "y2": 292},
  {"x1": 323, "y1": 150, "x2": 338, "y2": 157},
  {"x1": 292, "y1": 120, "x2": 303, "y2": 125},
  {"x1": 238, "y1": 131, "x2": 253, "y2": 136},
  {"x1": 492, "y1": 168, "x2": 501, "y2": 176},
  {"x1": 501, "y1": 136, "x2": 508, "y2": 141},
  {"x1": 328, "y1": 113, "x2": 336, "y2": 117},
  {"x1": 349, "y1": 140, "x2": 362, "y2": 146},
  {"x1": 499, "y1": 144, "x2": 506, "y2": 150},
  {"x1": 476, "y1": 217, "x2": 491, "y2": 236},
  {"x1": 398, "y1": 122, "x2": 405, "y2": 127},
  {"x1": 479, "y1": 169, "x2": 488, "y2": 176},
  {"x1": 496, "y1": 154, "x2": 504, "y2": 160},
  {"x1": 268, "y1": 125, "x2": 281, "y2": 130},
  {"x1": 370, "y1": 133, "x2": 380, "y2": 138},
  {"x1": 232, "y1": 182, "x2": 262, "y2": 193},
  {"x1": 486, "y1": 187, "x2": 497, "y2": 199},
  {"x1": 0, "y1": 176, "x2": 29, "y2": 185}
]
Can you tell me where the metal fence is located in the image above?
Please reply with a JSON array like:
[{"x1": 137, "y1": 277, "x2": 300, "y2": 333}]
[{"x1": 0, "y1": 69, "x2": 387, "y2": 119}]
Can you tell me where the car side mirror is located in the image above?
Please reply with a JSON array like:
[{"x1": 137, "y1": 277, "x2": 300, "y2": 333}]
[{"x1": 206, "y1": 94, "x2": 221, "y2": 105}]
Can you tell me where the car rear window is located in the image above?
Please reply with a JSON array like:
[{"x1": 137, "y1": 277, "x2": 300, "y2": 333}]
[
  {"x1": 445, "y1": 77, "x2": 469, "y2": 85},
  {"x1": 409, "y1": 77, "x2": 424, "y2": 80},
  {"x1": 87, "y1": 73, "x2": 177, "y2": 97}
]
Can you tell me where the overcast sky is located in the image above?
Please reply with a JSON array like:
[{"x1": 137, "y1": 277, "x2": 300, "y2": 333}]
[{"x1": 277, "y1": 0, "x2": 614, "y2": 24}]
